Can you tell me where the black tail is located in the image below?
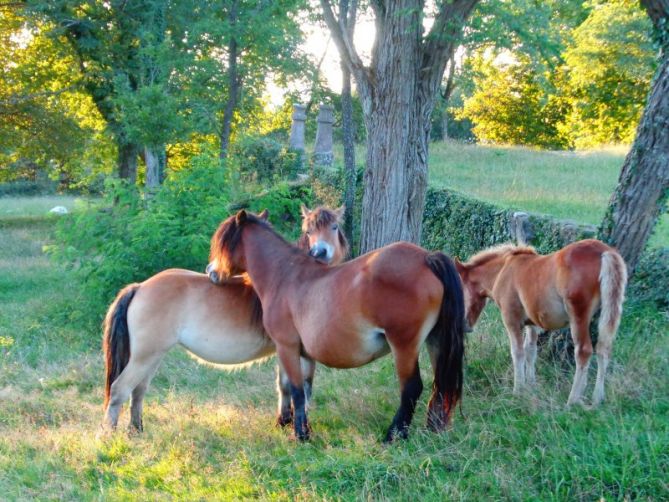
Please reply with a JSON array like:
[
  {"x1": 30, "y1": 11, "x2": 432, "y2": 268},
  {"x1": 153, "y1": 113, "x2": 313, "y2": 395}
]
[
  {"x1": 103, "y1": 283, "x2": 140, "y2": 408},
  {"x1": 424, "y1": 252, "x2": 466, "y2": 427}
]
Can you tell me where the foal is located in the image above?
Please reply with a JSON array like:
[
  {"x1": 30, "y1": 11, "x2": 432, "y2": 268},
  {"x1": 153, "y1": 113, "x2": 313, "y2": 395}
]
[
  {"x1": 103, "y1": 207, "x2": 347, "y2": 431},
  {"x1": 455, "y1": 240, "x2": 627, "y2": 406},
  {"x1": 208, "y1": 210, "x2": 466, "y2": 441}
]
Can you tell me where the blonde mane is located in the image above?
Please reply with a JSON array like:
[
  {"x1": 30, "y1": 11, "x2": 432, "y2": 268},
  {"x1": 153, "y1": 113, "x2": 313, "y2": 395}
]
[{"x1": 465, "y1": 243, "x2": 537, "y2": 268}]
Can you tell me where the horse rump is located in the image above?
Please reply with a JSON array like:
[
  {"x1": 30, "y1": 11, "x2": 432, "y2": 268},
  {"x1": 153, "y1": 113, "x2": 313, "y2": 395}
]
[
  {"x1": 103, "y1": 283, "x2": 140, "y2": 407},
  {"x1": 424, "y1": 252, "x2": 466, "y2": 430}
]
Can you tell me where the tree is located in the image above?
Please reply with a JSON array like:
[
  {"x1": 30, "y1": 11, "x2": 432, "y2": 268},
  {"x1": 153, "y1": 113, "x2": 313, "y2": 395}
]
[
  {"x1": 338, "y1": 0, "x2": 357, "y2": 245},
  {"x1": 559, "y1": 0, "x2": 655, "y2": 148},
  {"x1": 599, "y1": 0, "x2": 669, "y2": 271},
  {"x1": 174, "y1": 0, "x2": 306, "y2": 160},
  {"x1": 321, "y1": 0, "x2": 479, "y2": 253},
  {"x1": 29, "y1": 0, "x2": 186, "y2": 183}
]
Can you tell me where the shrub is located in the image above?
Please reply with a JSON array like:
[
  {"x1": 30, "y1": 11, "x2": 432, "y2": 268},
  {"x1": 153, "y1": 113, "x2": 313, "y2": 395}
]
[
  {"x1": 229, "y1": 133, "x2": 302, "y2": 183},
  {"x1": 51, "y1": 156, "x2": 314, "y2": 318},
  {"x1": 0, "y1": 180, "x2": 58, "y2": 197}
]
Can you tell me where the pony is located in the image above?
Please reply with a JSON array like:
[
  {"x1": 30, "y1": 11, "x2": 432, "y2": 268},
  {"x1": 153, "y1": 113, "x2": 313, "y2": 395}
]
[
  {"x1": 454, "y1": 239, "x2": 627, "y2": 406},
  {"x1": 208, "y1": 210, "x2": 467, "y2": 442},
  {"x1": 103, "y1": 206, "x2": 348, "y2": 432}
]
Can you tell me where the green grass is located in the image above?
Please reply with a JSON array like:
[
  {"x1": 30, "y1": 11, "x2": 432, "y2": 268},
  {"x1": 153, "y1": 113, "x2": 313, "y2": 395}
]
[
  {"x1": 427, "y1": 141, "x2": 669, "y2": 248},
  {"x1": 1, "y1": 196, "x2": 668, "y2": 499},
  {"x1": 0, "y1": 195, "x2": 94, "y2": 218}
]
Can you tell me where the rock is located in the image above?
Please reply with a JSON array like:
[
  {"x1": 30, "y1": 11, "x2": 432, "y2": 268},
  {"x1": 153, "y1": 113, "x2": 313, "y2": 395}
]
[{"x1": 49, "y1": 206, "x2": 68, "y2": 215}]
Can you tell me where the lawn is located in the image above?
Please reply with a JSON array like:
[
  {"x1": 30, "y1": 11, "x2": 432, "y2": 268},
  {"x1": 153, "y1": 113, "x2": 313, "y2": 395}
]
[
  {"x1": 427, "y1": 142, "x2": 668, "y2": 248},
  {"x1": 0, "y1": 192, "x2": 667, "y2": 499}
]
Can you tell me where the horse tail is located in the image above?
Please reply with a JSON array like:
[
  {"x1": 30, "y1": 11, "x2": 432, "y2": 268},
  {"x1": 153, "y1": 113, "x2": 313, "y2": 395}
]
[
  {"x1": 597, "y1": 250, "x2": 627, "y2": 347},
  {"x1": 103, "y1": 283, "x2": 140, "y2": 408},
  {"x1": 424, "y1": 252, "x2": 466, "y2": 425}
]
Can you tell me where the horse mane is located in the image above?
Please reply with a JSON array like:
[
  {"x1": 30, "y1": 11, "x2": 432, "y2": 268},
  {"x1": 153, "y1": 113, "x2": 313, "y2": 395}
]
[
  {"x1": 210, "y1": 211, "x2": 312, "y2": 275},
  {"x1": 465, "y1": 243, "x2": 537, "y2": 268},
  {"x1": 299, "y1": 206, "x2": 350, "y2": 258}
]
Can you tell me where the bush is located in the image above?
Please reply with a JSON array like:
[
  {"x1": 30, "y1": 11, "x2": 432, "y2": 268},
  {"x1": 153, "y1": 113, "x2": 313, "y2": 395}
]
[
  {"x1": 0, "y1": 180, "x2": 58, "y2": 197},
  {"x1": 51, "y1": 156, "x2": 314, "y2": 317},
  {"x1": 229, "y1": 133, "x2": 302, "y2": 183}
]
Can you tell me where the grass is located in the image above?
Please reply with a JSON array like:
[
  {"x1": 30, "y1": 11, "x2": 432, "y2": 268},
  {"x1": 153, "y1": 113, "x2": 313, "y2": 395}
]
[
  {"x1": 0, "y1": 195, "x2": 91, "y2": 218},
  {"x1": 1, "y1": 194, "x2": 668, "y2": 499}
]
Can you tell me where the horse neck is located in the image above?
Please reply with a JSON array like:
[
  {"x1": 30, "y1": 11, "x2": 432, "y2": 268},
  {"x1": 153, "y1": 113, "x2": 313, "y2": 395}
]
[{"x1": 242, "y1": 224, "x2": 313, "y2": 298}]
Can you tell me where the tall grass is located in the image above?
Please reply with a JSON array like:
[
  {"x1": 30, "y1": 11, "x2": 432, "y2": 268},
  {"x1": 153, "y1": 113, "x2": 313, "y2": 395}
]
[{"x1": 0, "y1": 197, "x2": 667, "y2": 499}]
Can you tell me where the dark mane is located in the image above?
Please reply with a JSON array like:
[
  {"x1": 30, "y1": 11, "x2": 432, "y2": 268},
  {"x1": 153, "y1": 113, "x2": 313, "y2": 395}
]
[{"x1": 465, "y1": 243, "x2": 537, "y2": 268}]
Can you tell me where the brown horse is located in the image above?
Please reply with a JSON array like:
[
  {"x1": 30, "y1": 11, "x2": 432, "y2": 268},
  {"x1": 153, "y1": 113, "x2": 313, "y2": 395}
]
[
  {"x1": 455, "y1": 239, "x2": 627, "y2": 406},
  {"x1": 103, "y1": 206, "x2": 347, "y2": 431},
  {"x1": 208, "y1": 210, "x2": 466, "y2": 441}
]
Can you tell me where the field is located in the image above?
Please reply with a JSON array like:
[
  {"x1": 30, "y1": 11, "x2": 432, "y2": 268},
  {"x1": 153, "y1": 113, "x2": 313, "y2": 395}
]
[{"x1": 1, "y1": 145, "x2": 668, "y2": 500}]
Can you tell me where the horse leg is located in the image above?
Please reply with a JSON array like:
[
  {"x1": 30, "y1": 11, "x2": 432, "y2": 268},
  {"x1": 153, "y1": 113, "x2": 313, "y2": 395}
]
[
  {"x1": 523, "y1": 326, "x2": 541, "y2": 387},
  {"x1": 105, "y1": 352, "x2": 164, "y2": 430},
  {"x1": 593, "y1": 320, "x2": 617, "y2": 407},
  {"x1": 566, "y1": 310, "x2": 593, "y2": 406},
  {"x1": 502, "y1": 315, "x2": 525, "y2": 394},
  {"x1": 129, "y1": 358, "x2": 162, "y2": 432},
  {"x1": 275, "y1": 344, "x2": 310, "y2": 441},
  {"x1": 275, "y1": 363, "x2": 293, "y2": 427},
  {"x1": 384, "y1": 347, "x2": 423, "y2": 442},
  {"x1": 301, "y1": 356, "x2": 316, "y2": 405}
]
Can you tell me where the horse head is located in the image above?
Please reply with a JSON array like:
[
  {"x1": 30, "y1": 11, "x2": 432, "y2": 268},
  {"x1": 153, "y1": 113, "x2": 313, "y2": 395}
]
[
  {"x1": 208, "y1": 209, "x2": 268, "y2": 283},
  {"x1": 298, "y1": 205, "x2": 349, "y2": 266}
]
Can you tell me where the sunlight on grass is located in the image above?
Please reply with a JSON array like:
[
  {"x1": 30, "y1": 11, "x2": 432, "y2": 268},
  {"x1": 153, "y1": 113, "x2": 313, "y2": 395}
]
[{"x1": 0, "y1": 195, "x2": 96, "y2": 218}]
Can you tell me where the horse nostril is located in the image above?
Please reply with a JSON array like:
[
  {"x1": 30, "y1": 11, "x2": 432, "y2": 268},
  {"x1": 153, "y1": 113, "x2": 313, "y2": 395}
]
[{"x1": 311, "y1": 248, "x2": 327, "y2": 260}]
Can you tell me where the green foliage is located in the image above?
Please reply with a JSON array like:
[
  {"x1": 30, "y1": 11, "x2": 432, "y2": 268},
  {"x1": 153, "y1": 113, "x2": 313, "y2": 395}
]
[
  {"x1": 51, "y1": 155, "x2": 313, "y2": 316},
  {"x1": 229, "y1": 133, "x2": 302, "y2": 184},
  {"x1": 0, "y1": 180, "x2": 57, "y2": 197},
  {"x1": 51, "y1": 156, "x2": 233, "y2": 310},
  {"x1": 629, "y1": 247, "x2": 669, "y2": 308},
  {"x1": 458, "y1": 55, "x2": 569, "y2": 149},
  {"x1": 559, "y1": 0, "x2": 656, "y2": 148}
]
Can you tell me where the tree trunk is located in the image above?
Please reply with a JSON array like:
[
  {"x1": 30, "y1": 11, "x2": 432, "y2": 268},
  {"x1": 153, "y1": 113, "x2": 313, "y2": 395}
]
[
  {"x1": 144, "y1": 145, "x2": 165, "y2": 189},
  {"x1": 341, "y1": 63, "x2": 357, "y2": 247},
  {"x1": 339, "y1": 0, "x2": 357, "y2": 247},
  {"x1": 599, "y1": 5, "x2": 669, "y2": 271},
  {"x1": 118, "y1": 142, "x2": 138, "y2": 183},
  {"x1": 219, "y1": 2, "x2": 239, "y2": 160},
  {"x1": 321, "y1": 0, "x2": 478, "y2": 254}
]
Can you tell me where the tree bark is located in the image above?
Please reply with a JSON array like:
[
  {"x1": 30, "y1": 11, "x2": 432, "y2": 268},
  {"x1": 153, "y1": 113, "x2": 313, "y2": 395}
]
[
  {"x1": 219, "y1": 1, "x2": 239, "y2": 160},
  {"x1": 599, "y1": 2, "x2": 669, "y2": 271},
  {"x1": 144, "y1": 145, "x2": 166, "y2": 189},
  {"x1": 339, "y1": 0, "x2": 357, "y2": 246},
  {"x1": 118, "y1": 142, "x2": 138, "y2": 183},
  {"x1": 321, "y1": 0, "x2": 478, "y2": 253}
]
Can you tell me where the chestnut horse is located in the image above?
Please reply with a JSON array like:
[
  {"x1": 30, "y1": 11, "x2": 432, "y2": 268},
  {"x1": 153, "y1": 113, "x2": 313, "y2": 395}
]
[
  {"x1": 103, "y1": 206, "x2": 347, "y2": 431},
  {"x1": 208, "y1": 210, "x2": 466, "y2": 441},
  {"x1": 455, "y1": 239, "x2": 627, "y2": 406}
]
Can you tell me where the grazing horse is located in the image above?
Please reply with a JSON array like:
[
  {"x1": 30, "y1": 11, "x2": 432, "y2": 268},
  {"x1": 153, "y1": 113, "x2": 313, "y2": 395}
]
[
  {"x1": 103, "y1": 206, "x2": 347, "y2": 432},
  {"x1": 208, "y1": 210, "x2": 466, "y2": 441},
  {"x1": 454, "y1": 239, "x2": 627, "y2": 406}
]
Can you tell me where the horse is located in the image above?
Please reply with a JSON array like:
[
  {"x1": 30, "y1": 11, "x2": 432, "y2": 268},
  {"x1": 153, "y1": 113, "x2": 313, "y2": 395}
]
[
  {"x1": 207, "y1": 210, "x2": 467, "y2": 442},
  {"x1": 454, "y1": 239, "x2": 627, "y2": 406},
  {"x1": 103, "y1": 206, "x2": 348, "y2": 432}
]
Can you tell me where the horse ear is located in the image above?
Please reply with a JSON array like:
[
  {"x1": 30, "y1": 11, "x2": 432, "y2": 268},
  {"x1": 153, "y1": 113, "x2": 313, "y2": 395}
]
[
  {"x1": 300, "y1": 204, "x2": 311, "y2": 219},
  {"x1": 258, "y1": 209, "x2": 269, "y2": 221},
  {"x1": 335, "y1": 204, "x2": 345, "y2": 220},
  {"x1": 454, "y1": 257, "x2": 466, "y2": 274},
  {"x1": 236, "y1": 209, "x2": 247, "y2": 224}
]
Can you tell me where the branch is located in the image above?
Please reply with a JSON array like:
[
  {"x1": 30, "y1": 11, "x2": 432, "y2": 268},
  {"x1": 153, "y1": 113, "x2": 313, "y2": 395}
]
[
  {"x1": 422, "y1": 0, "x2": 479, "y2": 93},
  {"x1": 319, "y1": 0, "x2": 369, "y2": 88}
]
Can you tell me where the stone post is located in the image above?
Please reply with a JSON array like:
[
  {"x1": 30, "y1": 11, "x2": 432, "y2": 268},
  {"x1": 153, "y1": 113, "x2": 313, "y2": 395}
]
[
  {"x1": 510, "y1": 211, "x2": 531, "y2": 245},
  {"x1": 289, "y1": 103, "x2": 307, "y2": 171},
  {"x1": 313, "y1": 104, "x2": 335, "y2": 168}
]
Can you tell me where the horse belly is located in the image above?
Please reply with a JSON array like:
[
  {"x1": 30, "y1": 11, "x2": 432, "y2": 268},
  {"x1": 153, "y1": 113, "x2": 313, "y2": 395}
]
[
  {"x1": 529, "y1": 297, "x2": 570, "y2": 330},
  {"x1": 179, "y1": 322, "x2": 275, "y2": 365},
  {"x1": 305, "y1": 324, "x2": 390, "y2": 368}
]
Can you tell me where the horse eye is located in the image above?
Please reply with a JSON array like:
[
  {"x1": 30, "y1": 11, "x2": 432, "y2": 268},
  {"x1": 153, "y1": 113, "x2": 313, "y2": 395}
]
[
  {"x1": 332, "y1": 224, "x2": 338, "y2": 231},
  {"x1": 305, "y1": 231, "x2": 311, "y2": 236}
]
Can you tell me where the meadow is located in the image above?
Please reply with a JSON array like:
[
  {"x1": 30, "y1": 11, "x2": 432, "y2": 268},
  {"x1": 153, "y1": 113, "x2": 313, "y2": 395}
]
[{"x1": 1, "y1": 145, "x2": 668, "y2": 500}]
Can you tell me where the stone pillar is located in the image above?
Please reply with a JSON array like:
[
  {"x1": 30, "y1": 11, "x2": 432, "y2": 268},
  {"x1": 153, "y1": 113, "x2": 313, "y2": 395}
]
[
  {"x1": 289, "y1": 103, "x2": 307, "y2": 171},
  {"x1": 313, "y1": 104, "x2": 335, "y2": 168},
  {"x1": 510, "y1": 211, "x2": 531, "y2": 245}
]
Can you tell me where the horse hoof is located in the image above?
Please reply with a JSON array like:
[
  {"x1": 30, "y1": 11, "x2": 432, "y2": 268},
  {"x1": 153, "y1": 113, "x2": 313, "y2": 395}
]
[{"x1": 276, "y1": 413, "x2": 293, "y2": 427}]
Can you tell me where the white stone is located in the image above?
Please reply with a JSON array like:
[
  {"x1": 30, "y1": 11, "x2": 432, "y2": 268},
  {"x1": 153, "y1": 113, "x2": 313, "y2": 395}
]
[{"x1": 49, "y1": 206, "x2": 69, "y2": 215}]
